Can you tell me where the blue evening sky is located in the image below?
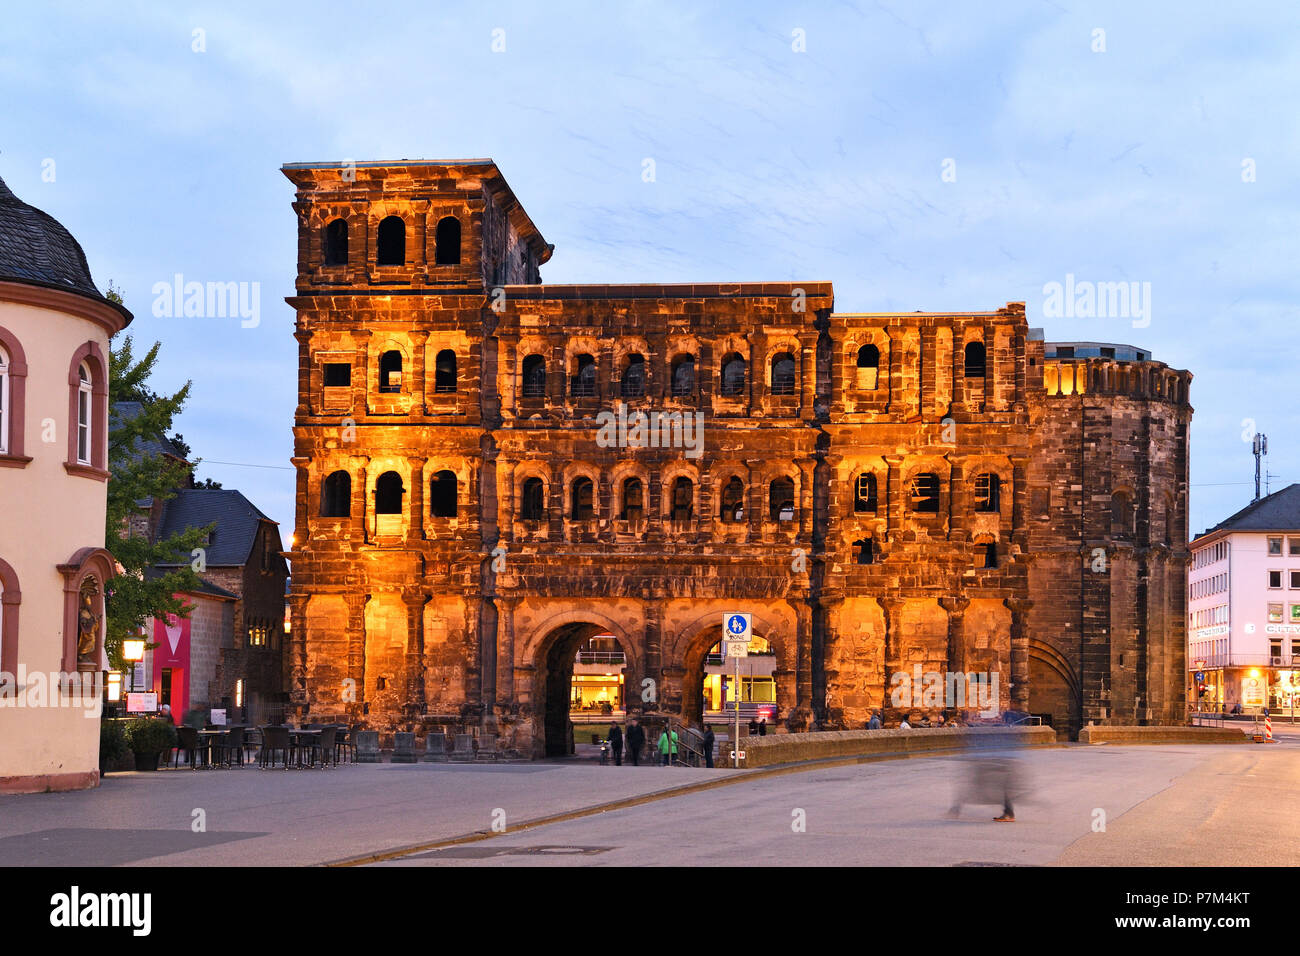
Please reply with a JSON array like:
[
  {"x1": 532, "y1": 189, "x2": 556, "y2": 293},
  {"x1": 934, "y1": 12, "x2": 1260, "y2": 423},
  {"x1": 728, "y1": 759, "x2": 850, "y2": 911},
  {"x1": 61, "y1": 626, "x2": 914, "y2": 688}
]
[{"x1": 2, "y1": 1, "x2": 1296, "y2": 540}]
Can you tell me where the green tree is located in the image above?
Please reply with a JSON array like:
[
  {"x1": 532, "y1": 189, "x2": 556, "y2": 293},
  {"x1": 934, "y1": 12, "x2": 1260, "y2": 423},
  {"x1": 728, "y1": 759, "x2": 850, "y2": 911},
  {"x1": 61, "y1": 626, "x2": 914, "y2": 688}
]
[{"x1": 104, "y1": 334, "x2": 212, "y2": 669}]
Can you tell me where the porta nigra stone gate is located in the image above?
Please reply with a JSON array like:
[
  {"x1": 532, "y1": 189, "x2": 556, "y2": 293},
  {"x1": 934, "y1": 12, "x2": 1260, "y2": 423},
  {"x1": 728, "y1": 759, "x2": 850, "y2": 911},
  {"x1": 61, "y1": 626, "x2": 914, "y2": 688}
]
[{"x1": 283, "y1": 160, "x2": 1192, "y2": 756}]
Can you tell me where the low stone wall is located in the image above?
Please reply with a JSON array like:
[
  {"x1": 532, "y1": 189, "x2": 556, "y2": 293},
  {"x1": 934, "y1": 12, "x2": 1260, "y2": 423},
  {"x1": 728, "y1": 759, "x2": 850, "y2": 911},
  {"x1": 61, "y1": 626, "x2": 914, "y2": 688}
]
[
  {"x1": 730, "y1": 726, "x2": 1056, "y2": 768},
  {"x1": 1077, "y1": 725, "x2": 1248, "y2": 745}
]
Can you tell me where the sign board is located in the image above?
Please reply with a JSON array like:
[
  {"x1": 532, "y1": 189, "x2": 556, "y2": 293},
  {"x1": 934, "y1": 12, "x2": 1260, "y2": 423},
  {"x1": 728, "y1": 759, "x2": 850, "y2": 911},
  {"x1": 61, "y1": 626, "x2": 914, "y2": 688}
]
[
  {"x1": 724, "y1": 613, "x2": 751, "y2": 642},
  {"x1": 1193, "y1": 659, "x2": 1206, "y2": 669},
  {"x1": 724, "y1": 640, "x2": 749, "y2": 658},
  {"x1": 1241, "y1": 676, "x2": 1266, "y2": 709},
  {"x1": 1195, "y1": 671, "x2": 1205, "y2": 683},
  {"x1": 210, "y1": 709, "x2": 227, "y2": 726},
  {"x1": 126, "y1": 692, "x2": 158, "y2": 714},
  {"x1": 729, "y1": 750, "x2": 746, "y2": 760}
]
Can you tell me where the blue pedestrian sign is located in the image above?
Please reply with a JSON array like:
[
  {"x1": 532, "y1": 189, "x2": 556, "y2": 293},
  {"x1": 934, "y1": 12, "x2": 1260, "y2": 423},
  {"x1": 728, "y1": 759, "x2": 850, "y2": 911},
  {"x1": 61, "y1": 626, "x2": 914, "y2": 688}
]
[{"x1": 726, "y1": 614, "x2": 749, "y2": 637}]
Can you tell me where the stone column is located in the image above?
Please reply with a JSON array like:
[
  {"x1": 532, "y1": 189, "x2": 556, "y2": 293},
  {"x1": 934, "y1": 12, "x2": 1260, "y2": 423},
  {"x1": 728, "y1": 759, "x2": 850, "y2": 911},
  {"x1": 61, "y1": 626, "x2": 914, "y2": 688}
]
[
  {"x1": 1005, "y1": 597, "x2": 1033, "y2": 713},
  {"x1": 796, "y1": 458, "x2": 815, "y2": 542},
  {"x1": 642, "y1": 596, "x2": 664, "y2": 714},
  {"x1": 798, "y1": 331, "x2": 817, "y2": 420},
  {"x1": 788, "y1": 597, "x2": 814, "y2": 730},
  {"x1": 1010, "y1": 455, "x2": 1029, "y2": 549},
  {"x1": 402, "y1": 588, "x2": 426, "y2": 718},
  {"x1": 410, "y1": 330, "x2": 429, "y2": 415},
  {"x1": 919, "y1": 325, "x2": 935, "y2": 418},
  {"x1": 499, "y1": 460, "x2": 517, "y2": 544},
  {"x1": 293, "y1": 328, "x2": 312, "y2": 418},
  {"x1": 354, "y1": 459, "x2": 369, "y2": 542},
  {"x1": 500, "y1": 337, "x2": 518, "y2": 420},
  {"x1": 950, "y1": 323, "x2": 966, "y2": 416},
  {"x1": 881, "y1": 598, "x2": 906, "y2": 717},
  {"x1": 747, "y1": 332, "x2": 765, "y2": 415},
  {"x1": 548, "y1": 461, "x2": 564, "y2": 539},
  {"x1": 345, "y1": 593, "x2": 369, "y2": 721},
  {"x1": 884, "y1": 455, "x2": 905, "y2": 542},
  {"x1": 948, "y1": 457, "x2": 968, "y2": 543},
  {"x1": 407, "y1": 456, "x2": 426, "y2": 544},
  {"x1": 288, "y1": 591, "x2": 309, "y2": 711},
  {"x1": 746, "y1": 459, "x2": 764, "y2": 542},
  {"x1": 939, "y1": 595, "x2": 971, "y2": 688},
  {"x1": 885, "y1": 326, "x2": 903, "y2": 414},
  {"x1": 290, "y1": 456, "x2": 310, "y2": 554},
  {"x1": 496, "y1": 596, "x2": 517, "y2": 714}
]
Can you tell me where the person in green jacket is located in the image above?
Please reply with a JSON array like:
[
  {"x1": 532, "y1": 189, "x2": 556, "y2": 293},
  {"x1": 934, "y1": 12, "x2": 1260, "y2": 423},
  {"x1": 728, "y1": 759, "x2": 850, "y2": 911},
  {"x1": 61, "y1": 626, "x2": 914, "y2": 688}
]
[{"x1": 657, "y1": 726, "x2": 679, "y2": 766}]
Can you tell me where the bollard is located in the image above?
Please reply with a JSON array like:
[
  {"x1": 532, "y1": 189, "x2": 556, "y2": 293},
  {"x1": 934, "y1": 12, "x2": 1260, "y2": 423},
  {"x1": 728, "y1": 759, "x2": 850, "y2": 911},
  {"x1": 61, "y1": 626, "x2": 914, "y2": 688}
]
[
  {"x1": 392, "y1": 731, "x2": 417, "y2": 763},
  {"x1": 355, "y1": 730, "x2": 381, "y2": 763}
]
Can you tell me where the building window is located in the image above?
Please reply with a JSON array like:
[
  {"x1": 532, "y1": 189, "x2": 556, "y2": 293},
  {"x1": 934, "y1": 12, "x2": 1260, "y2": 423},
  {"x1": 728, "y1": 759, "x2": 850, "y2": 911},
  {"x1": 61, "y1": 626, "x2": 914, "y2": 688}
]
[
  {"x1": 323, "y1": 362, "x2": 351, "y2": 387},
  {"x1": 671, "y1": 354, "x2": 695, "y2": 397},
  {"x1": 720, "y1": 477, "x2": 745, "y2": 522},
  {"x1": 1270, "y1": 639, "x2": 1282, "y2": 661},
  {"x1": 770, "y1": 478, "x2": 795, "y2": 522},
  {"x1": 621, "y1": 354, "x2": 646, "y2": 398},
  {"x1": 964, "y1": 341, "x2": 986, "y2": 378},
  {"x1": 434, "y1": 350, "x2": 457, "y2": 393},
  {"x1": 76, "y1": 362, "x2": 92, "y2": 464},
  {"x1": 720, "y1": 353, "x2": 746, "y2": 397},
  {"x1": 377, "y1": 216, "x2": 405, "y2": 266},
  {"x1": 321, "y1": 471, "x2": 351, "y2": 517},
  {"x1": 1111, "y1": 491, "x2": 1133, "y2": 538},
  {"x1": 909, "y1": 473, "x2": 940, "y2": 513},
  {"x1": 974, "y1": 473, "x2": 1001, "y2": 513},
  {"x1": 1269, "y1": 570, "x2": 1283, "y2": 589},
  {"x1": 434, "y1": 216, "x2": 461, "y2": 265},
  {"x1": 1290, "y1": 538, "x2": 1300, "y2": 556},
  {"x1": 854, "y1": 473, "x2": 877, "y2": 513},
  {"x1": 1291, "y1": 570, "x2": 1300, "y2": 590},
  {"x1": 1268, "y1": 603, "x2": 1284, "y2": 623},
  {"x1": 852, "y1": 538, "x2": 874, "y2": 565},
  {"x1": 379, "y1": 351, "x2": 403, "y2": 393},
  {"x1": 248, "y1": 620, "x2": 268, "y2": 647},
  {"x1": 982, "y1": 542, "x2": 998, "y2": 568},
  {"x1": 430, "y1": 470, "x2": 457, "y2": 518},
  {"x1": 522, "y1": 355, "x2": 546, "y2": 397},
  {"x1": 571, "y1": 354, "x2": 596, "y2": 398},
  {"x1": 521, "y1": 477, "x2": 546, "y2": 520},
  {"x1": 856, "y1": 344, "x2": 880, "y2": 390},
  {"x1": 571, "y1": 477, "x2": 595, "y2": 521},
  {"x1": 770, "y1": 353, "x2": 796, "y2": 396},
  {"x1": 1268, "y1": 536, "x2": 1283, "y2": 556},
  {"x1": 375, "y1": 472, "x2": 404, "y2": 514},
  {"x1": 0, "y1": 344, "x2": 8, "y2": 455},
  {"x1": 324, "y1": 218, "x2": 348, "y2": 266},
  {"x1": 671, "y1": 477, "x2": 693, "y2": 522},
  {"x1": 621, "y1": 477, "x2": 644, "y2": 522}
]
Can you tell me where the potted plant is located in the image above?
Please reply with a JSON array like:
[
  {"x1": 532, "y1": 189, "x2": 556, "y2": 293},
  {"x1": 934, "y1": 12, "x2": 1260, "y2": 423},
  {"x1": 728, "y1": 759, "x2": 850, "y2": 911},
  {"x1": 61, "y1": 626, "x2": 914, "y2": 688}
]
[
  {"x1": 99, "y1": 719, "x2": 129, "y2": 775},
  {"x1": 125, "y1": 717, "x2": 177, "y2": 772}
]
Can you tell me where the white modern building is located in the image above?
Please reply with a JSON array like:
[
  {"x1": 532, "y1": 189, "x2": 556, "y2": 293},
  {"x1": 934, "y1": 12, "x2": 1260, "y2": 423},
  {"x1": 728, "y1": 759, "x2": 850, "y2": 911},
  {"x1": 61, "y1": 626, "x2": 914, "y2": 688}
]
[{"x1": 1188, "y1": 484, "x2": 1300, "y2": 716}]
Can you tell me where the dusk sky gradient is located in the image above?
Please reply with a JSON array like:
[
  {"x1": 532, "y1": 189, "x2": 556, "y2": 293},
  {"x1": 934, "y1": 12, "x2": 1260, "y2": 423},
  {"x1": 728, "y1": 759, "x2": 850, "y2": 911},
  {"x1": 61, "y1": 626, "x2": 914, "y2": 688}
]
[{"x1": 2, "y1": 0, "x2": 1296, "y2": 540}]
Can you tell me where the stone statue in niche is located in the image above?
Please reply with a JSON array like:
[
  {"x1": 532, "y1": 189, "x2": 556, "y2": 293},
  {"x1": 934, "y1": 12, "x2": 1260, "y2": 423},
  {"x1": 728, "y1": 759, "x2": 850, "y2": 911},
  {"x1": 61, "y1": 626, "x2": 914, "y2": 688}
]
[{"x1": 77, "y1": 578, "x2": 101, "y2": 666}]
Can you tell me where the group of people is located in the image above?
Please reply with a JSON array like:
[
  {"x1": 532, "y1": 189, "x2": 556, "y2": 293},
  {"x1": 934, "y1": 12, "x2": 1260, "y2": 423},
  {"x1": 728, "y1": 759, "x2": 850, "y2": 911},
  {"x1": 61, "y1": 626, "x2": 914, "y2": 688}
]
[
  {"x1": 867, "y1": 711, "x2": 958, "y2": 730},
  {"x1": 603, "y1": 719, "x2": 717, "y2": 768}
]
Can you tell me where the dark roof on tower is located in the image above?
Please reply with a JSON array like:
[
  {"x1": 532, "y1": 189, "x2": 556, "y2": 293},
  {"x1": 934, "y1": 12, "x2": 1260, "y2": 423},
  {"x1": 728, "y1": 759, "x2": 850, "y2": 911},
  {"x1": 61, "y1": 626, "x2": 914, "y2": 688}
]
[
  {"x1": 1194, "y1": 484, "x2": 1300, "y2": 542},
  {"x1": 154, "y1": 489, "x2": 278, "y2": 567},
  {"x1": 0, "y1": 174, "x2": 132, "y2": 321}
]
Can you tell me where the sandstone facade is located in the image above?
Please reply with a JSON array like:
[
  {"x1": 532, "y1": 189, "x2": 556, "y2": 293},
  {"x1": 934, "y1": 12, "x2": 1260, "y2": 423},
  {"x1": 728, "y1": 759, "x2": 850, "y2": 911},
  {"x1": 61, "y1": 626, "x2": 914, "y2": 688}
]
[{"x1": 283, "y1": 160, "x2": 1191, "y2": 754}]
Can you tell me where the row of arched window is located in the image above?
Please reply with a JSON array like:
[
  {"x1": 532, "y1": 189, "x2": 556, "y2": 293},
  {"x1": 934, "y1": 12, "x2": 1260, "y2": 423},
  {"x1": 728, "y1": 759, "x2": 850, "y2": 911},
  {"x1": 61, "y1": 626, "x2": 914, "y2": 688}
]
[
  {"x1": 850, "y1": 472, "x2": 1002, "y2": 514},
  {"x1": 320, "y1": 469, "x2": 461, "y2": 518},
  {"x1": 322, "y1": 215, "x2": 462, "y2": 268},
  {"x1": 520, "y1": 350, "x2": 797, "y2": 401},
  {"x1": 853, "y1": 341, "x2": 987, "y2": 391}
]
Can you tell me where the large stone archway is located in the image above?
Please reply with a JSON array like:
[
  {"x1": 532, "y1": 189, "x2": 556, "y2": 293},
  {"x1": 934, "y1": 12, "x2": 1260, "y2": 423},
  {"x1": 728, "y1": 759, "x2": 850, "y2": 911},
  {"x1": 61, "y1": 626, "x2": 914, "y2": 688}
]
[
  {"x1": 1028, "y1": 637, "x2": 1081, "y2": 739},
  {"x1": 672, "y1": 608, "x2": 794, "y2": 731}
]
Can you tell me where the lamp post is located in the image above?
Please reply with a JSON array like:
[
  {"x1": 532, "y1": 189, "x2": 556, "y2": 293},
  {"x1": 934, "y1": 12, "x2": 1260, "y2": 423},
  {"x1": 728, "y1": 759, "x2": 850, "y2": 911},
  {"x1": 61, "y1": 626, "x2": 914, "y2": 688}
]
[{"x1": 122, "y1": 638, "x2": 145, "y2": 695}]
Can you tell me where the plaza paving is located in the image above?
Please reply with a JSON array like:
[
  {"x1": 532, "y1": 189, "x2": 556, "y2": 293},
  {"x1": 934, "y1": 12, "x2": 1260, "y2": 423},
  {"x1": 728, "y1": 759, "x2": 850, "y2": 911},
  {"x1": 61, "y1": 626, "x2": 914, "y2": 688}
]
[{"x1": 1, "y1": 733, "x2": 1295, "y2": 867}]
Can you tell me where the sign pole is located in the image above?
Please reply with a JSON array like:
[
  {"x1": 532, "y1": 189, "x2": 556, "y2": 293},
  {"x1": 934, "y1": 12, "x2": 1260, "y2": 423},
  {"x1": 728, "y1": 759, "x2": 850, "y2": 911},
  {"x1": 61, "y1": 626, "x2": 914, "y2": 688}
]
[{"x1": 734, "y1": 655, "x2": 741, "y2": 769}]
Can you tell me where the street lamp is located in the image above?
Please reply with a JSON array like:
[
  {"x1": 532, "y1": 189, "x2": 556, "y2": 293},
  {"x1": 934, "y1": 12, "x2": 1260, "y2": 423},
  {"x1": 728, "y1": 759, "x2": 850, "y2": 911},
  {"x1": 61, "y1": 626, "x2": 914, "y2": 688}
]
[{"x1": 122, "y1": 638, "x2": 145, "y2": 696}]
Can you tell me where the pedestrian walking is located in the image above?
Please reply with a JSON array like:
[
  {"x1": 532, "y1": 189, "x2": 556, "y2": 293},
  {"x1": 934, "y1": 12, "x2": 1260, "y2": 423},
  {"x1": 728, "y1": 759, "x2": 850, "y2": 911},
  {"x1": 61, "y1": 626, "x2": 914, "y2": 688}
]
[
  {"x1": 608, "y1": 722, "x2": 623, "y2": 766},
  {"x1": 702, "y1": 723, "x2": 715, "y2": 769},
  {"x1": 625, "y1": 719, "x2": 644, "y2": 766},
  {"x1": 758, "y1": 718, "x2": 767, "y2": 737},
  {"x1": 657, "y1": 725, "x2": 679, "y2": 766}
]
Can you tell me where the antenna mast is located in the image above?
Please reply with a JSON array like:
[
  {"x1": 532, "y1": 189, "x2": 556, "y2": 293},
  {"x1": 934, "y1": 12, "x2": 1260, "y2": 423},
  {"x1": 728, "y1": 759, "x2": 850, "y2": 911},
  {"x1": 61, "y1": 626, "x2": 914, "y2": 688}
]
[{"x1": 1253, "y1": 433, "x2": 1268, "y2": 501}]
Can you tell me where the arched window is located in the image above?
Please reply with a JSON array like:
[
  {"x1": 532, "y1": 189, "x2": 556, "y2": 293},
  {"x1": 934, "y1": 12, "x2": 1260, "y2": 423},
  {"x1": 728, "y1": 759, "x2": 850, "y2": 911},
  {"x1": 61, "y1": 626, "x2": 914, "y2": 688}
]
[
  {"x1": 0, "y1": 344, "x2": 9, "y2": 455},
  {"x1": 856, "y1": 344, "x2": 880, "y2": 390},
  {"x1": 435, "y1": 216, "x2": 461, "y2": 265},
  {"x1": 522, "y1": 355, "x2": 547, "y2": 397},
  {"x1": 521, "y1": 477, "x2": 546, "y2": 520},
  {"x1": 852, "y1": 538, "x2": 875, "y2": 565},
  {"x1": 771, "y1": 352, "x2": 796, "y2": 396},
  {"x1": 964, "y1": 341, "x2": 986, "y2": 378},
  {"x1": 1111, "y1": 491, "x2": 1133, "y2": 538},
  {"x1": 430, "y1": 470, "x2": 458, "y2": 518},
  {"x1": 375, "y1": 472, "x2": 404, "y2": 514},
  {"x1": 320, "y1": 471, "x2": 351, "y2": 517},
  {"x1": 377, "y1": 216, "x2": 405, "y2": 266},
  {"x1": 974, "y1": 473, "x2": 1000, "y2": 512},
  {"x1": 671, "y1": 354, "x2": 695, "y2": 397},
  {"x1": 671, "y1": 477, "x2": 693, "y2": 522},
  {"x1": 434, "y1": 349, "x2": 457, "y2": 393},
  {"x1": 770, "y1": 477, "x2": 795, "y2": 522},
  {"x1": 571, "y1": 354, "x2": 596, "y2": 398},
  {"x1": 909, "y1": 473, "x2": 940, "y2": 513},
  {"x1": 720, "y1": 476, "x2": 746, "y2": 522},
  {"x1": 720, "y1": 353, "x2": 746, "y2": 397},
  {"x1": 324, "y1": 218, "x2": 348, "y2": 266},
  {"x1": 379, "y1": 350, "x2": 403, "y2": 393},
  {"x1": 0, "y1": 557, "x2": 19, "y2": 677},
  {"x1": 854, "y1": 473, "x2": 877, "y2": 513},
  {"x1": 621, "y1": 477, "x2": 644, "y2": 522},
  {"x1": 571, "y1": 477, "x2": 595, "y2": 520},
  {"x1": 76, "y1": 363, "x2": 92, "y2": 464},
  {"x1": 982, "y1": 542, "x2": 998, "y2": 568},
  {"x1": 621, "y1": 354, "x2": 646, "y2": 398}
]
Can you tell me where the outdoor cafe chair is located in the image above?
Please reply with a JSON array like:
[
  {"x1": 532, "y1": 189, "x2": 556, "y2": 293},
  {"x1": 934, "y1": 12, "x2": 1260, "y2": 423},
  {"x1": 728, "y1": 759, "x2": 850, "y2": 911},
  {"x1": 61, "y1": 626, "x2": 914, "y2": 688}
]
[
  {"x1": 212, "y1": 726, "x2": 247, "y2": 767},
  {"x1": 303, "y1": 726, "x2": 337, "y2": 768},
  {"x1": 175, "y1": 726, "x2": 209, "y2": 770},
  {"x1": 259, "y1": 725, "x2": 294, "y2": 769}
]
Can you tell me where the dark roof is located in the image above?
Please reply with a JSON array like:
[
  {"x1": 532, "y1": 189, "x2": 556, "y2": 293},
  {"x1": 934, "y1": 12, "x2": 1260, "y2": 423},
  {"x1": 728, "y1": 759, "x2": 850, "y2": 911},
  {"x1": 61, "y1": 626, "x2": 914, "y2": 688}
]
[
  {"x1": 142, "y1": 567, "x2": 238, "y2": 601},
  {"x1": 111, "y1": 401, "x2": 188, "y2": 462},
  {"x1": 1195, "y1": 484, "x2": 1300, "y2": 540},
  {"x1": 155, "y1": 489, "x2": 277, "y2": 567},
  {"x1": 0, "y1": 175, "x2": 132, "y2": 320}
]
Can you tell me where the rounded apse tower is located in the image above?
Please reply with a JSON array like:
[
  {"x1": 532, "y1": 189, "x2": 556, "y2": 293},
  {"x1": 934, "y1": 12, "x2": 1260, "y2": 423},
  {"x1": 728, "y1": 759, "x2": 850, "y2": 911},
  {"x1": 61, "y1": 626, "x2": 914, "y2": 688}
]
[{"x1": 0, "y1": 175, "x2": 131, "y2": 792}]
